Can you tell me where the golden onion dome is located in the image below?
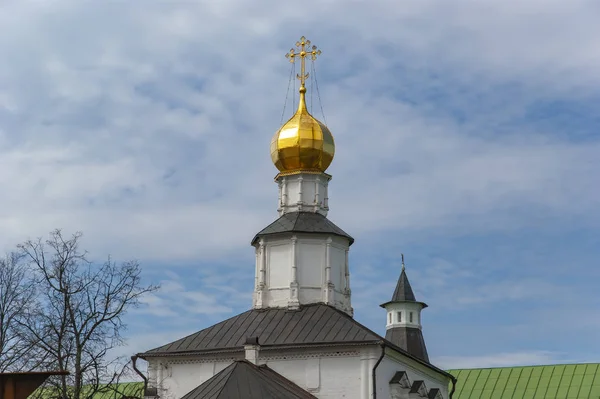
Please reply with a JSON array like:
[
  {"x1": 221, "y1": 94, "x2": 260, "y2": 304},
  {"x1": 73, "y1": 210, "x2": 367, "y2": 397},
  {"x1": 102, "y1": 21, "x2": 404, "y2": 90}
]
[
  {"x1": 270, "y1": 36, "x2": 334, "y2": 175},
  {"x1": 270, "y1": 88, "x2": 335, "y2": 174}
]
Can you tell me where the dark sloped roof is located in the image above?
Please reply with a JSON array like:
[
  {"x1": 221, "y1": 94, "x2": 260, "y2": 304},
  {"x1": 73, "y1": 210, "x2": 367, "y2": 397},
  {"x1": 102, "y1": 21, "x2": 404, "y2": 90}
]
[
  {"x1": 181, "y1": 360, "x2": 316, "y2": 399},
  {"x1": 380, "y1": 268, "x2": 428, "y2": 308},
  {"x1": 139, "y1": 304, "x2": 454, "y2": 380},
  {"x1": 251, "y1": 211, "x2": 354, "y2": 245},
  {"x1": 392, "y1": 268, "x2": 416, "y2": 302},
  {"x1": 385, "y1": 327, "x2": 430, "y2": 363},
  {"x1": 410, "y1": 380, "x2": 425, "y2": 394},
  {"x1": 141, "y1": 304, "x2": 380, "y2": 356}
]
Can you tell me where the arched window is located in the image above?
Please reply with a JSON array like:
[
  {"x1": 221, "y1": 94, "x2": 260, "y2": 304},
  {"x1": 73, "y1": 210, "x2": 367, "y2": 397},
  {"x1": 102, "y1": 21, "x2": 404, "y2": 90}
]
[
  {"x1": 397, "y1": 311, "x2": 402, "y2": 322},
  {"x1": 410, "y1": 312, "x2": 413, "y2": 323},
  {"x1": 389, "y1": 313, "x2": 392, "y2": 323}
]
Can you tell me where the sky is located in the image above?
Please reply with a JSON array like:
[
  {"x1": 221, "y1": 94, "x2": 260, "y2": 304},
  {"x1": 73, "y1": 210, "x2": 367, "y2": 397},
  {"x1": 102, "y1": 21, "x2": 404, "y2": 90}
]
[{"x1": 1, "y1": 0, "x2": 599, "y2": 371}]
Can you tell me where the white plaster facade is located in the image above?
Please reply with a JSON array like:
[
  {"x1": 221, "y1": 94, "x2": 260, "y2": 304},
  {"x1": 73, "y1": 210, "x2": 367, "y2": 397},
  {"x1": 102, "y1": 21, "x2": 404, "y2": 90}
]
[
  {"x1": 252, "y1": 233, "x2": 353, "y2": 315},
  {"x1": 146, "y1": 344, "x2": 450, "y2": 399},
  {"x1": 277, "y1": 172, "x2": 331, "y2": 216}
]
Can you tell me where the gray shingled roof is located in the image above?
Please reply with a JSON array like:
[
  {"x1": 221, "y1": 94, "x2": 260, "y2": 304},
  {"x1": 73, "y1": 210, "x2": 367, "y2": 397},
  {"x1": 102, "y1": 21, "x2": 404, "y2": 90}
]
[
  {"x1": 392, "y1": 269, "x2": 416, "y2": 302},
  {"x1": 139, "y1": 304, "x2": 454, "y2": 380},
  {"x1": 142, "y1": 304, "x2": 379, "y2": 356},
  {"x1": 380, "y1": 268, "x2": 427, "y2": 308},
  {"x1": 180, "y1": 360, "x2": 316, "y2": 399},
  {"x1": 251, "y1": 212, "x2": 354, "y2": 245},
  {"x1": 385, "y1": 327, "x2": 430, "y2": 363}
]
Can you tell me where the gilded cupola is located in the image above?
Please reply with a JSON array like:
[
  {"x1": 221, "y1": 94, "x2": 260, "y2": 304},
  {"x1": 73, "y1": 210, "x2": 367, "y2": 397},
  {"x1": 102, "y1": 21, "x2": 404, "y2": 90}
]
[{"x1": 270, "y1": 37, "x2": 335, "y2": 175}]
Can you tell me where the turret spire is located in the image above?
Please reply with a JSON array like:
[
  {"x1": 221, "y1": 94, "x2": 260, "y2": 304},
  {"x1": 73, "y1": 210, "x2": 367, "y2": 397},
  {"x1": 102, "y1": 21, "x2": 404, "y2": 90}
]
[
  {"x1": 380, "y1": 255, "x2": 430, "y2": 362},
  {"x1": 391, "y1": 254, "x2": 417, "y2": 302}
]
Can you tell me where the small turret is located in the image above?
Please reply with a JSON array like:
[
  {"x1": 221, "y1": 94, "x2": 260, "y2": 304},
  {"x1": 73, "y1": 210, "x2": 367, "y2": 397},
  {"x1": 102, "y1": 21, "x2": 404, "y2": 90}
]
[{"x1": 380, "y1": 254, "x2": 430, "y2": 362}]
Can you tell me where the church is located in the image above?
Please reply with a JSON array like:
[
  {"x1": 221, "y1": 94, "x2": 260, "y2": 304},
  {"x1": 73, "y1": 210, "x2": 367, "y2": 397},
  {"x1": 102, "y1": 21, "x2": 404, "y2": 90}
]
[{"x1": 137, "y1": 36, "x2": 456, "y2": 399}]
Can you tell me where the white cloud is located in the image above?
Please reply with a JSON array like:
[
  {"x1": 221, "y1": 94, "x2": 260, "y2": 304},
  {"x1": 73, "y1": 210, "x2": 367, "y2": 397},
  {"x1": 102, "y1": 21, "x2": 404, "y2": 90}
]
[
  {"x1": 2, "y1": 0, "x2": 600, "y2": 367},
  {"x1": 1, "y1": 0, "x2": 599, "y2": 262},
  {"x1": 135, "y1": 275, "x2": 239, "y2": 318}
]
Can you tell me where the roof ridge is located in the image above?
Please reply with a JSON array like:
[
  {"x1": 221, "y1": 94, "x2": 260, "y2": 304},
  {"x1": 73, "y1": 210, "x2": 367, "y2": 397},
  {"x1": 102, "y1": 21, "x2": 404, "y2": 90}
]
[
  {"x1": 253, "y1": 363, "x2": 316, "y2": 398},
  {"x1": 322, "y1": 304, "x2": 384, "y2": 340},
  {"x1": 215, "y1": 362, "x2": 239, "y2": 399},
  {"x1": 447, "y1": 362, "x2": 600, "y2": 371},
  {"x1": 290, "y1": 211, "x2": 302, "y2": 230}
]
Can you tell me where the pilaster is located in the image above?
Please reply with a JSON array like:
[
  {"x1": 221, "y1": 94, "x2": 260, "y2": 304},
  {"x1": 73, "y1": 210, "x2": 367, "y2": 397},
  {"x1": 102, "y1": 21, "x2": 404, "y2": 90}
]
[
  {"x1": 254, "y1": 239, "x2": 266, "y2": 308},
  {"x1": 323, "y1": 237, "x2": 334, "y2": 306},
  {"x1": 276, "y1": 172, "x2": 331, "y2": 216},
  {"x1": 288, "y1": 235, "x2": 299, "y2": 309},
  {"x1": 252, "y1": 234, "x2": 352, "y2": 314}
]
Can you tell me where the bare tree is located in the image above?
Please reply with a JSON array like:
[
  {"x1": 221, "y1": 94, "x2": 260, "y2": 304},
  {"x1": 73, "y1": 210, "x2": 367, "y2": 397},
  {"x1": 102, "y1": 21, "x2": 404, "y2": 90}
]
[
  {"x1": 17, "y1": 229, "x2": 158, "y2": 399},
  {"x1": 0, "y1": 251, "x2": 39, "y2": 371}
]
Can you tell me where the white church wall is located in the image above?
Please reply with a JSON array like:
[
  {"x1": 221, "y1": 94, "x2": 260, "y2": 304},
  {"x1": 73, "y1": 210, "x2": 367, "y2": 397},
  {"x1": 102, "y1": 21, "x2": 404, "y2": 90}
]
[
  {"x1": 148, "y1": 348, "x2": 372, "y2": 399},
  {"x1": 297, "y1": 241, "x2": 324, "y2": 287},
  {"x1": 265, "y1": 287, "x2": 292, "y2": 306},
  {"x1": 267, "y1": 243, "x2": 289, "y2": 288},
  {"x1": 150, "y1": 357, "x2": 244, "y2": 399},
  {"x1": 255, "y1": 233, "x2": 352, "y2": 312},
  {"x1": 300, "y1": 177, "x2": 317, "y2": 206},
  {"x1": 277, "y1": 172, "x2": 330, "y2": 215},
  {"x1": 329, "y1": 244, "x2": 345, "y2": 289},
  {"x1": 147, "y1": 344, "x2": 450, "y2": 399},
  {"x1": 376, "y1": 351, "x2": 450, "y2": 398},
  {"x1": 264, "y1": 351, "x2": 363, "y2": 398}
]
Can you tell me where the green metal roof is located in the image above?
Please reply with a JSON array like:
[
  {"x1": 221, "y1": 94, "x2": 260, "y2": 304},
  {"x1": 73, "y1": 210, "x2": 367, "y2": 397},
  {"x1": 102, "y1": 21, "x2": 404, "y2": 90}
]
[
  {"x1": 448, "y1": 363, "x2": 600, "y2": 399},
  {"x1": 28, "y1": 364, "x2": 600, "y2": 399},
  {"x1": 33, "y1": 382, "x2": 143, "y2": 399}
]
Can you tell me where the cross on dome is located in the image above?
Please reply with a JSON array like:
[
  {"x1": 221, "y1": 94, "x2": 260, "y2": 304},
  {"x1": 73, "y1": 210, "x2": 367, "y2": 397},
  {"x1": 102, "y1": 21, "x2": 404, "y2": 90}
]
[
  {"x1": 270, "y1": 36, "x2": 335, "y2": 175},
  {"x1": 285, "y1": 36, "x2": 322, "y2": 92}
]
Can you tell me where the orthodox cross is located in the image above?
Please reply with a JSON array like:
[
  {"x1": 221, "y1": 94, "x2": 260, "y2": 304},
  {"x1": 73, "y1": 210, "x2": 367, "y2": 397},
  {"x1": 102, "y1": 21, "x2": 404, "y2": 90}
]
[{"x1": 285, "y1": 36, "x2": 321, "y2": 90}]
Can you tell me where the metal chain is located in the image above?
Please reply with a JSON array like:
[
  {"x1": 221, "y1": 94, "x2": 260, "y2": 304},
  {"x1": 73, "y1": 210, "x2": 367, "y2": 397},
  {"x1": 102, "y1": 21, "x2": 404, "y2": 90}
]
[
  {"x1": 310, "y1": 62, "x2": 314, "y2": 114},
  {"x1": 312, "y1": 60, "x2": 327, "y2": 125},
  {"x1": 280, "y1": 63, "x2": 295, "y2": 124}
]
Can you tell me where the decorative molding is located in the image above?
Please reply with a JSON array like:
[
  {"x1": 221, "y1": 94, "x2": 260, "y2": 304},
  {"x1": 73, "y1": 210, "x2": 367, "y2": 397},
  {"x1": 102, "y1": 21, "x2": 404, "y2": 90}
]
[
  {"x1": 260, "y1": 350, "x2": 360, "y2": 361},
  {"x1": 297, "y1": 175, "x2": 304, "y2": 211},
  {"x1": 277, "y1": 179, "x2": 283, "y2": 211},
  {"x1": 159, "y1": 350, "x2": 360, "y2": 366},
  {"x1": 313, "y1": 176, "x2": 320, "y2": 212},
  {"x1": 385, "y1": 349, "x2": 450, "y2": 385},
  {"x1": 288, "y1": 235, "x2": 299, "y2": 309},
  {"x1": 159, "y1": 356, "x2": 243, "y2": 366}
]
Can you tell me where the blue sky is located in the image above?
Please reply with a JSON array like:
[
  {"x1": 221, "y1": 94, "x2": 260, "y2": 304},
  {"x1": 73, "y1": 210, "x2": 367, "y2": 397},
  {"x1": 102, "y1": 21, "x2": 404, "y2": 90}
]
[{"x1": 1, "y1": 0, "x2": 599, "y2": 370}]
